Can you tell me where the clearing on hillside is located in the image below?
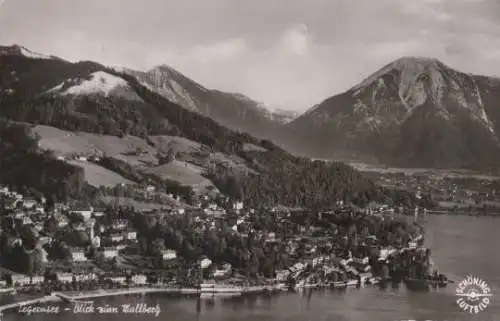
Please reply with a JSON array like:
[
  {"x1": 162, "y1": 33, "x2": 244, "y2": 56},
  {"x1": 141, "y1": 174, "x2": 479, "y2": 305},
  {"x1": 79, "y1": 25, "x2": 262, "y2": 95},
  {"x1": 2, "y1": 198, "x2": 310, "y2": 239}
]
[{"x1": 68, "y1": 160, "x2": 135, "y2": 187}]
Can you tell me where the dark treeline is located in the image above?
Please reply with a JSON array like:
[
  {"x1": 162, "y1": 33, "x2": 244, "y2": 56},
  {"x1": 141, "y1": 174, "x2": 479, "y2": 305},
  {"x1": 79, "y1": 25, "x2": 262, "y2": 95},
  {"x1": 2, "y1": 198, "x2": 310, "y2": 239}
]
[{"x1": 0, "y1": 119, "x2": 85, "y2": 200}]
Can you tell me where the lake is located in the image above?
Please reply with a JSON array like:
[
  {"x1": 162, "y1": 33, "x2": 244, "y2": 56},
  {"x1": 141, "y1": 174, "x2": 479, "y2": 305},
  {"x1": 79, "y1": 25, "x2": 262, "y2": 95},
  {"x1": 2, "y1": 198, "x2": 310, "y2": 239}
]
[{"x1": 4, "y1": 215, "x2": 500, "y2": 321}]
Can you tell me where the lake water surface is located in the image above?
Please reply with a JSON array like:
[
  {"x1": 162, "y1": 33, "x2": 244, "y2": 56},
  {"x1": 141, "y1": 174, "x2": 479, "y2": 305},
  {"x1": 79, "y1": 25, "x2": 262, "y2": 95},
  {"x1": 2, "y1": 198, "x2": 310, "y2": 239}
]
[{"x1": 4, "y1": 215, "x2": 500, "y2": 321}]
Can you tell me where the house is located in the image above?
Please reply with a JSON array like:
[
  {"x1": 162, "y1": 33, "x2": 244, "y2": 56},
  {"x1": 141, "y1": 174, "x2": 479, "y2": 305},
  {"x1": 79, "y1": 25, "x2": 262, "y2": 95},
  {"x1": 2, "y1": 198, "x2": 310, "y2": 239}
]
[
  {"x1": 177, "y1": 208, "x2": 185, "y2": 215},
  {"x1": 161, "y1": 249, "x2": 177, "y2": 260},
  {"x1": 92, "y1": 236, "x2": 101, "y2": 248},
  {"x1": 14, "y1": 212, "x2": 25, "y2": 220},
  {"x1": 71, "y1": 206, "x2": 93, "y2": 220},
  {"x1": 57, "y1": 216, "x2": 69, "y2": 228},
  {"x1": 126, "y1": 230, "x2": 137, "y2": 241},
  {"x1": 56, "y1": 272, "x2": 74, "y2": 283},
  {"x1": 74, "y1": 273, "x2": 97, "y2": 282},
  {"x1": 105, "y1": 275, "x2": 126, "y2": 284},
  {"x1": 30, "y1": 275, "x2": 44, "y2": 285},
  {"x1": 0, "y1": 186, "x2": 9, "y2": 195},
  {"x1": 39, "y1": 236, "x2": 53, "y2": 245},
  {"x1": 92, "y1": 211, "x2": 105, "y2": 218},
  {"x1": 212, "y1": 263, "x2": 232, "y2": 278},
  {"x1": 275, "y1": 270, "x2": 290, "y2": 282},
  {"x1": 146, "y1": 185, "x2": 156, "y2": 193},
  {"x1": 131, "y1": 274, "x2": 147, "y2": 285},
  {"x1": 22, "y1": 216, "x2": 33, "y2": 225},
  {"x1": 200, "y1": 258, "x2": 212, "y2": 269},
  {"x1": 101, "y1": 247, "x2": 118, "y2": 259},
  {"x1": 110, "y1": 234, "x2": 124, "y2": 243},
  {"x1": 22, "y1": 198, "x2": 37, "y2": 209},
  {"x1": 70, "y1": 247, "x2": 87, "y2": 262},
  {"x1": 11, "y1": 274, "x2": 31, "y2": 286},
  {"x1": 233, "y1": 201, "x2": 244, "y2": 210},
  {"x1": 111, "y1": 219, "x2": 128, "y2": 231}
]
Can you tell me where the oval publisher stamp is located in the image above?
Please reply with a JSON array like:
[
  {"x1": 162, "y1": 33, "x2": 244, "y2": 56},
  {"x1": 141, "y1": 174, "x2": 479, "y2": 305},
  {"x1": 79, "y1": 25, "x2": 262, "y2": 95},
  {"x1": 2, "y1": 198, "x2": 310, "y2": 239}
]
[{"x1": 455, "y1": 275, "x2": 492, "y2": 314}]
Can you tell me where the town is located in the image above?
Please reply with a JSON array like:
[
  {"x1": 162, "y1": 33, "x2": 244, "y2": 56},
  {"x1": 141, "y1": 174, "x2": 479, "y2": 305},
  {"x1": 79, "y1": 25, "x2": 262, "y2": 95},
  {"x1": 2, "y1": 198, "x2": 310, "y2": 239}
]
[{"x1": 0, "y1": 182, "x2": 448, "y2": 306}]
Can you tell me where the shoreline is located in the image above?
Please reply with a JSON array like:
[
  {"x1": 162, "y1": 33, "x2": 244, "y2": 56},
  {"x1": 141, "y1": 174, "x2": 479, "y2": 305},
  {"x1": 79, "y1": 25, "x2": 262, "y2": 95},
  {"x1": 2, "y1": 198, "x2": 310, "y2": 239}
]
[
  {"x1": 0, "y1": 277, "x2": 454, "y2": 314},
  {"x1": 0, "y1": 284, "x2": 287, "y2": 313}
]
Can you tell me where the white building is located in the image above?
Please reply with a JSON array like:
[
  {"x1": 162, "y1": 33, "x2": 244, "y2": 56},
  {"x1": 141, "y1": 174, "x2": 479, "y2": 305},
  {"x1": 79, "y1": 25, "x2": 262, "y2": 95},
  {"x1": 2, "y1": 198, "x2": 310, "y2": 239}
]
[
  {"x1": 23, "y1": 198, "x2": 37, "y2": 209},
  {"x1": 92, "y1": 211, "x2": 105, "y2": 217},
  {"x1": 275, "y1": 270, "x2": 290, "y2": 282},
  {"x1": 161, "y1": 249, "x2": 177, "y2": 260},
  {"x1": 74, "y1": 273, "x2": 97, "y2": 282},
  {"x1": 112, "y1": 219, "x2": 128, "y2": 230},
  {"x1": 110, "y1": 234, "x2": 124, "y2": 243},
  {"x1": 11, "y1": 274, "x2": 31, "y2": 286},
  {"x1": 22, "y1": 216, "x2": 33, "y2": 225},
  {"x1": 107, "y1": 276, "x2": 126, "y2": 284},
  {"x1": 200, "y1": 258, "x2": 212, "y2": 269},
  {"x1": 213, "y1": 263, "x2": 232, "y2": 278},
  {"x1": 233, "y1": 201, "x2": 244, "y2": 210},
  {"x1": 70, "y1": 248, "x2": 87, "y2": 262},
  {"x1": 72, "y1": 207, "x2": 93, "y2": 220},
  {"x1": 30, "y1": 275, "x2": 44, "y2": 285},
  {"x1": 57, "y1": 217, "x2": 69, "y2": 228},
  {"x1": 131, "y1": 274, "x2": 147, "y2": 285},
  {"x1": 92, "y1": 236, "x2": 101, "y2": 248},
  {"x1": 126, "y1": 231, "x2": 137, "y2": 241},
  {"x1": 56, "y1": 273, "x2": 74, "y2": 283},
  {"x1": 102, "y1": 247, "x2": 118, "y2": 259}
]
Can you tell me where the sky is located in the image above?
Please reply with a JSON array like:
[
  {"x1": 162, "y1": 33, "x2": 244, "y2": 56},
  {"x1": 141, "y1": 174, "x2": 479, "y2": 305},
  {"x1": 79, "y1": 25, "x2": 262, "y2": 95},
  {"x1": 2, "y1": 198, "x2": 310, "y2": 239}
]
[{"x1": 1, "y1": 0, "x2": 500, "y2": 111}]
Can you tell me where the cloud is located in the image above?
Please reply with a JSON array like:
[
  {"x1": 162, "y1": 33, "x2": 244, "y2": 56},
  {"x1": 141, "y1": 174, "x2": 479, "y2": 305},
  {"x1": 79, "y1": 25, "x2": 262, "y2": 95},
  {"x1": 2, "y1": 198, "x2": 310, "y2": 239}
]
[
  {"x1": 3, "y1": 0, "x2": 500, "y2": 111},
  {"x1": 188, "y1": 38, "x2": 248, "y2": 63},
  {"x1": 278, "y1": 24, "x2": 311, "y2": 56}
]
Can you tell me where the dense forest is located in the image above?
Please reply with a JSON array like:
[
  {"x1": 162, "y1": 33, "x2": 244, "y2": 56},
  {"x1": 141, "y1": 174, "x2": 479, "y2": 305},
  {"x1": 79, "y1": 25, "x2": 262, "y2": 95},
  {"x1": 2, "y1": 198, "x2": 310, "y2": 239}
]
[{"x1": 0, "y1": 119, "x2": 85, "y2": 200}]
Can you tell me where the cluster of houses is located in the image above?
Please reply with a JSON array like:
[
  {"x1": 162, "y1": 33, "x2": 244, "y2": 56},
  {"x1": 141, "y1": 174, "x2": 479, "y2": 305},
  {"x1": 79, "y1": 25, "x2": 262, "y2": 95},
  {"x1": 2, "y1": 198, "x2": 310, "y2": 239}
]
[{"x1": 0, "y1": 185, "x2": 178, "y2": 289}]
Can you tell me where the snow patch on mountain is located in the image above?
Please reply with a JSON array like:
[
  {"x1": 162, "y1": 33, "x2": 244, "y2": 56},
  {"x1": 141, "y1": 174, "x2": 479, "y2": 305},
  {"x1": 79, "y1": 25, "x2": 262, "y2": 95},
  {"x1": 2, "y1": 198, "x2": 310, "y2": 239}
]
[
  {"x1": 19, "y1": 47, "x2": 52, "y2": 60},
  {"x1": 48, "y1": 71, "x2": 143, "y2": 101},
  {"x1": 140, "y1": 80, "x2": 199, "y2": 111},
  {"x1": 0, "y1": 45, "x2": 53, "y2": 60},
  {"x1": 63, "y1": 71, "x2": 127, "y2": 95}
]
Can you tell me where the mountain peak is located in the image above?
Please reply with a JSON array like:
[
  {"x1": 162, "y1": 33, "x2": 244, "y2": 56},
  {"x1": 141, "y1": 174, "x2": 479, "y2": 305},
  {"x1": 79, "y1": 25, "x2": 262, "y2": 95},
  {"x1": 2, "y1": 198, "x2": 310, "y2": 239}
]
[
  {"x1": 150, "y1": 64, "x2": 185, "y2": 78},
  {"x1": 0, "y1": 44, "x2": 54, "y2": 60},
  {"x1": 354, "y1": 56, "x2": 448, "y2": 92},
  {"x1": 391, "y1": 56, "x2": 442, "y2": 66}
]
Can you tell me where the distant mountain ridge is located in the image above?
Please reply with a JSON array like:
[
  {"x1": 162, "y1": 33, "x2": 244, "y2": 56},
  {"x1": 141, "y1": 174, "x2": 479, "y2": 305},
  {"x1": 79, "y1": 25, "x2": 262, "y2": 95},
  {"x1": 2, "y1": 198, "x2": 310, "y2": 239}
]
[
  {"x1": 286, "y1": 56, "x2": 500, "y2": 171},
  {"x1": 0, "y1": 44, "x2": 295, "y2": 140},
  {"x1": 124, "y1": 65, "x2": 291, "y2": 138}
]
